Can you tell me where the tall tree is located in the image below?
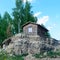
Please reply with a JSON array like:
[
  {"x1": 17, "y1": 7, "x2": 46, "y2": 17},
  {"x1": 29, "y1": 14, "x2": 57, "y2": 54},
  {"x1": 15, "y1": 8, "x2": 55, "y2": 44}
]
[
  {"x1": 0, "y1": 14, "x2": 3, "y2": 45},
  {"x1": 24, "y1": 1, "x2": 37, "y2": 23},
  {"x1": 3, "y1": 12, "x2": 13, "y2": 37},
  {"x1": 3, "y1": 12, "x2": 12, "y2": 24},
  {"x1": 13, "y1": 0, "x2": 24, "y2": 33},
  {"x1": 12, "y1": 0, "x2": 37, "y2": 33},
  {"x1": 0, "y1": 14, "x2": 8, "y2": 45},
  {"x1": 0, "y1": 14, "x2": 2, "y2": 21},
  {"x1": 0, "y1": 12, "x2": 12, "y2": 45}
]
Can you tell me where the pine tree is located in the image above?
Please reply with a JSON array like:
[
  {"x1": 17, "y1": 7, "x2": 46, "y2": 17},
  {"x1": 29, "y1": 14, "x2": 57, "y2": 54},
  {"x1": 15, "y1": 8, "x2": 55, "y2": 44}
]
[
  {"x1": 13, "y1": 0, "x2": 24, "y2": 33},
  {"x1": 24, "y1": 1, "x2": 37, "y2": 23},
  {"x1": 0, "y1": 12, "x2": 12, "y2": 45},
  {"x1": 12, "y1": 0, "x2": 37, "y2": 33}
]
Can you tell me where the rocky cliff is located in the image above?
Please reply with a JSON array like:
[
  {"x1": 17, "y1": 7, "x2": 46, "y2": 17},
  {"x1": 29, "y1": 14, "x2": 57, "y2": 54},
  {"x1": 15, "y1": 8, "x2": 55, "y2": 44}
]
[{"x1": 2, "y1": 33, "x2": 59, "y2": 56}]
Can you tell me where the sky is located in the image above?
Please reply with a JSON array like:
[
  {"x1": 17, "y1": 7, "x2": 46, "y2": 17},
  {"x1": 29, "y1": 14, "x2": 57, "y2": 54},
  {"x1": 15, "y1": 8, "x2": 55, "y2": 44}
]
[{"x1": 0, "y1": 0, "x2": 60, "y2": 40}]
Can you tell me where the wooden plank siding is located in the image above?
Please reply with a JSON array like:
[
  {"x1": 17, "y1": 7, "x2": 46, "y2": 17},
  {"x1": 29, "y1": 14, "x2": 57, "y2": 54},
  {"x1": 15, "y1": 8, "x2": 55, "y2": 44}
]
[
  {"x1": 37, "y1": 25, "x2": 48, "y2": 40},
  {"x1": 23, "y1": 24, "x2": 37, "y2": 35},
  {"x1": 23, "y1": 22, "x2": 48, "y2": 41}
]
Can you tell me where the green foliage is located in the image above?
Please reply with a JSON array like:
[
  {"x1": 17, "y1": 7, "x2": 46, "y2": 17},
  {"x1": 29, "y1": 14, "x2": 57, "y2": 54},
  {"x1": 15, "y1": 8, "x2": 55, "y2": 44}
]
[
  {"x1": 34, "y1": 51, "x2": 60, "y2": 58},
  {"x1": 24, "y1": 1, "x2": 37, "y2": 23},
  {"x1": 0, "y1": 0, "x2": 37, "y2": 44},
  {"x1": 12, "y1": 55, "x2": 24, "y2": 60},
  {"x1": 45, "y1": 32, "x2": 51, "y2": 38},
  {"x1": 34, "y1": 52, "x2": 45, "y2": 58},
  {"x1": 13, "y1": 0, "x2": 37, "y2": 33},
  {"x1": 0, "y1": 15, "x2": 7, "y2": 45},
  {"x1": 0, "y1": 50, "x2": 24, "y2": 60},
  {"x1": 21, "y1": 53, "x2": 28, "y2": 57},
  {"x1": 3, "y1": 12, "x2": 12, "y2": 24},
  {"x1": 13, "y1": 0, "x2": 24, "y2": 33},
  {"x1": 47, "y1": 51, "x2": 57, "y2": 58},
  {"x1": 47, "y1": 51, "x2": 60, "y2": 58},
  {"x1": 0, "y1": 12, "x2": 13, "y2": 45},
  {"x1": 34, "y1": 54, "x2": 40, "y2": 58},
  {"x1": 0, "y1": 0, "x2": 37, "y2": 45}
]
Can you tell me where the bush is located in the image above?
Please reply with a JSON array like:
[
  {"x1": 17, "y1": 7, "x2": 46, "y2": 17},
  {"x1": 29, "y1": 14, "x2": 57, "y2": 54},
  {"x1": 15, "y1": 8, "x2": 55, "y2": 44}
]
[
  {"x1": 0, "y1": 50, "x2": 24, "y2": 60},
  {"x1": 34, "y1": 52, "x2": 45, "y2": 58},
  {"x1": 21, "y1": 53, "x2": 28, "y2": 57},
  {"x1": 34, "y1": 54, "x2": 40, "y2": 58},
  {"x1": 47, "y1": 51, "x2": 58, "y2": 58}
]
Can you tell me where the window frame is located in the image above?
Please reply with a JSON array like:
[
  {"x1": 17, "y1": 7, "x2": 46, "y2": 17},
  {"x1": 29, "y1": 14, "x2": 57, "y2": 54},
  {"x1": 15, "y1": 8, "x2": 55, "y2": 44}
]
[{"x1": 28, "y1": 26, "x2": 32, "y2": 33}]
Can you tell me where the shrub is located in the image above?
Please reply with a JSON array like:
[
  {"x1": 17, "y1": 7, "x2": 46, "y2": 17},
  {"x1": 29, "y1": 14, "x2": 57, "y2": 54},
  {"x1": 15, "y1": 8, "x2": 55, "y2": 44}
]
[
  {"x1": 21, "y1": 53, "x2": 28, "y2": 57},
  {"x1": 34, "y1": 52, "x2": 44, "y2": 58},
  {"x1": 0, "y1": 50, "x2": 24, "y2": 60},
  {"x1": 47, "y1": 51, "x2": 58, "y2": 58}
]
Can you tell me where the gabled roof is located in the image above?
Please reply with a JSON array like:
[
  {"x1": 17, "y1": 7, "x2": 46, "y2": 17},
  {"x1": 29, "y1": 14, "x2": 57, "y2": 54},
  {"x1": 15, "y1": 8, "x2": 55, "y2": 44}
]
[{"x1": 22, "y1": 21, "x2": 48, "y2": 31}]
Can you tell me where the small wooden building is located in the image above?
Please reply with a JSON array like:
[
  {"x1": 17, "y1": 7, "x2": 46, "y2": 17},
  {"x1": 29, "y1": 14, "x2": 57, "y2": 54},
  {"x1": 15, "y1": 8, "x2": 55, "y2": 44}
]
[{"x1": 23, "y1": 22, "x2": 48, "y2": 39}]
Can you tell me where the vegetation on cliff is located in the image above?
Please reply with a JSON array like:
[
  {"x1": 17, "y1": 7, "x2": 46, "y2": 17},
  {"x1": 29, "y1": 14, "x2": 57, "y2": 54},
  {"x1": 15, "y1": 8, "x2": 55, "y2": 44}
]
[
  {"x1": 34, "y1": 50, "x2": 60, "y2": 58},
  {"x1": 0, "y1": 50, "x2": 24, "y2": 60}
]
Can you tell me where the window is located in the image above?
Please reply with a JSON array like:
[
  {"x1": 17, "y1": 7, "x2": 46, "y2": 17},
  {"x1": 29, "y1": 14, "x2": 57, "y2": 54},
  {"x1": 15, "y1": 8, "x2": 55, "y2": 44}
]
[{"x1": 28, "y1": 26, "x2": 32, "y2": 32}]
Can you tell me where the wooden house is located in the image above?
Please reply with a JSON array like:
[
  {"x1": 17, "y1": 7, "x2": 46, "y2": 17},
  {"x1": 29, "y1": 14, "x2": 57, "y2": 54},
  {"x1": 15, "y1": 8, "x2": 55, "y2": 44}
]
[{"x1": 23, "y1": 22, "x2": 48, "y2": 39}]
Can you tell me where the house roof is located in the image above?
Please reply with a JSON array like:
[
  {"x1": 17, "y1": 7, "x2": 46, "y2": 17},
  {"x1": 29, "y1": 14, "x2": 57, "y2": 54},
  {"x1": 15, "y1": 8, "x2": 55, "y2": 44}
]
[{"x1": 22, "y1": 21, "x2": 48, "y2": 31}]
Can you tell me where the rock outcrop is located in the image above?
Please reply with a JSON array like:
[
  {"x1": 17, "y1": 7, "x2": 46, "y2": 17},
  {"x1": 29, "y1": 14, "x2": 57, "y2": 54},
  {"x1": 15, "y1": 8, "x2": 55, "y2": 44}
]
[{"x1": 2, "y1": 33, "x2": 59, "y2": 55}]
